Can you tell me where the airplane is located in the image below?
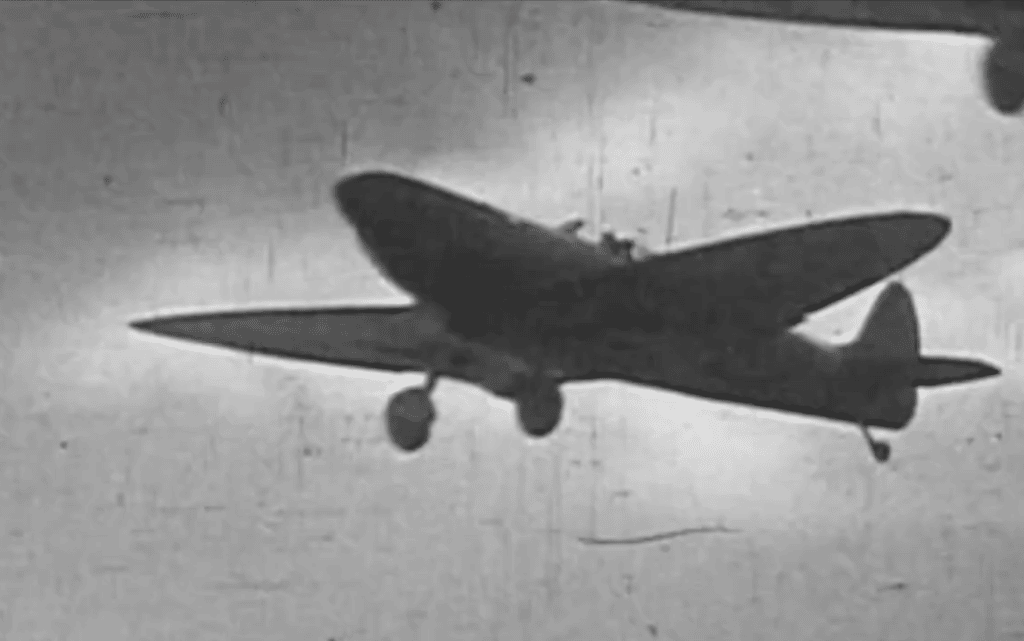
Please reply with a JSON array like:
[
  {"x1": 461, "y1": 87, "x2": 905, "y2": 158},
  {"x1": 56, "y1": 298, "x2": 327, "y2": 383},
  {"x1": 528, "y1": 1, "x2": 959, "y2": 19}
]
[
  {"x1": 129, "y1": 170, "x2": 1001, "y2": 463},
  {"x1": 623, "y1": 0, "x2": 1024, "y2": 115}
]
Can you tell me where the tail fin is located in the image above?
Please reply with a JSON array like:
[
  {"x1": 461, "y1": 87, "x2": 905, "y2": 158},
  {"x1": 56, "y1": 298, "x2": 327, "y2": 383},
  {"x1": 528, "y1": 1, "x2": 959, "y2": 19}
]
[
  {"x1": 841, "y1": 282, "x2": 1000, "y2": 430},
  {"x1": 849, "y1": 281, "x2": 1001, "y2": 387},
  {"x1": 840, "y1": 282, "x2": 920, "y2": 430},
  {"x1": 847, "y1": 281, "x2": 919, "y2": 363}
]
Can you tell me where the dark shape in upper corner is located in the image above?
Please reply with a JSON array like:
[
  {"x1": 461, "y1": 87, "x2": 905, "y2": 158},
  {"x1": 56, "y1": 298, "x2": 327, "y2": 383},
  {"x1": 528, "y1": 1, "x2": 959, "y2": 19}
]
[{"x1": 622, "y1": 0, "x2": 1024, "y2": 115}]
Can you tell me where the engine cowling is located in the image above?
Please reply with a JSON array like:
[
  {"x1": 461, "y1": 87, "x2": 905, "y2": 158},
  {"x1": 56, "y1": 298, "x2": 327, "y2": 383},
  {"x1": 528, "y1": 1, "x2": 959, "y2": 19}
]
[{"x1": 516, "y1": 376, "x2": 564, "y2": 438}]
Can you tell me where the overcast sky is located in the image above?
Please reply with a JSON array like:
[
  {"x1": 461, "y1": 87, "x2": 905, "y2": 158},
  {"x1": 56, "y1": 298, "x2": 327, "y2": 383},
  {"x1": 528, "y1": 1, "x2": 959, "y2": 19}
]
[{"x1": 0, "y1": 1, "x2": 1021, "y2": 639}]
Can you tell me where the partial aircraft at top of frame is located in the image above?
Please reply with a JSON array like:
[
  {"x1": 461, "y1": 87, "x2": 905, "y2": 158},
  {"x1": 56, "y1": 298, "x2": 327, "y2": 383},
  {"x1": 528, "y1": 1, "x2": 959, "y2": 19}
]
[{"x1": 625, "y1": 0, "x2": 1024, "y2": 115}]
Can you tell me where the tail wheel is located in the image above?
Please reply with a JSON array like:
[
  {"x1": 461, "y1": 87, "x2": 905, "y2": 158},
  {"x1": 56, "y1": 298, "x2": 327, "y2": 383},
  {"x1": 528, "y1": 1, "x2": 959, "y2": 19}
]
[
  {"x1": 858, "y1": 424, "x2": 891, "y2": 464},
  {"x1": 516, "y1": 377, "x2": 563, "y2": 439},
  {"x1": 386, "y1": 387, "x2": 436, "y2": 452}
]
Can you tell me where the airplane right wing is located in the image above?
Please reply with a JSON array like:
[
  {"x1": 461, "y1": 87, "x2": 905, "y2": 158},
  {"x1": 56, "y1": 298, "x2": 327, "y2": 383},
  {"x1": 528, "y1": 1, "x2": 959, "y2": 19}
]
[{"x1": 497, "y1": 212, "x2": 951, "y2": 337}]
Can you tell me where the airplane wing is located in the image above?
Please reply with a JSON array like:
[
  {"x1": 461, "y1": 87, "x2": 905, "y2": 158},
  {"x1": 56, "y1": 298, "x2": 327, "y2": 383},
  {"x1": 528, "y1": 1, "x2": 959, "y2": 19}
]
[
  {"x1": 497, "y1": 212, "x2": 951, "y2": 337},
  {"x1": 131, "y1": 304, "x2": 544, "y2": 399},
  {"x1": 130, "y1": 305, "x2": 429, "y2": 373}
]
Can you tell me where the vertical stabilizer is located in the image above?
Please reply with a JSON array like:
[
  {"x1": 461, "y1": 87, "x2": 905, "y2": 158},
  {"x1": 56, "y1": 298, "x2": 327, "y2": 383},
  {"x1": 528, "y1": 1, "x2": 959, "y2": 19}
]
[
  {"x1": 848, "y1": 281, "x2": 919, "y2": 362},
  {"x1": 846, "y1": 281, "x2": 1001, "y2": 387},
  {"x1": 824, "y1": 282, "x2": 996, "y2": 463},
  {"x1": 837, "y1": 282, "x2": 921, "y2": 439}
]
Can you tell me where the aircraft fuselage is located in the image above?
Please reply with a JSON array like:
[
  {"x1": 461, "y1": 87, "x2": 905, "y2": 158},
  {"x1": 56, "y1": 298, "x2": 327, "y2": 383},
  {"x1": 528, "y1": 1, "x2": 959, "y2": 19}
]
[
  {"x1": 130, "y1": 172, "x2": 1000, "y2": 461},
  {"x1": 451, "y1": 312, "x2": 912, "y2": 431}
]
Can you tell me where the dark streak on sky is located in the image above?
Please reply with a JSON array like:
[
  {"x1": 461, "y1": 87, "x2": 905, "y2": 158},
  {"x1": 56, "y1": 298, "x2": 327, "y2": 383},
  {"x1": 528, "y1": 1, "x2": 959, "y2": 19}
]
[{"x1": 578, "y1": 525, "x2": 740, "y2": 546}]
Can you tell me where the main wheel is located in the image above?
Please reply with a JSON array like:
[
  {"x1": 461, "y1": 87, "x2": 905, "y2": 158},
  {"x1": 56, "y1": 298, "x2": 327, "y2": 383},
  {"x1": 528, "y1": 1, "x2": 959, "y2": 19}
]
[
  {"x1": 516, "y1": 377, "x2": 563, "y2": 439},
  {"x1": 386, "y1": 387, "x2": 436, "y2": 452}
]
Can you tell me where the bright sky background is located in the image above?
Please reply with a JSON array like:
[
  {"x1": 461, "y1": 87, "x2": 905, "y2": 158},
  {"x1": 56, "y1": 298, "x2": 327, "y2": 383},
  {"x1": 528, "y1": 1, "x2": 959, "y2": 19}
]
[{"x1": 0, "y1": 1, "x2": 1020, "y2": 639}]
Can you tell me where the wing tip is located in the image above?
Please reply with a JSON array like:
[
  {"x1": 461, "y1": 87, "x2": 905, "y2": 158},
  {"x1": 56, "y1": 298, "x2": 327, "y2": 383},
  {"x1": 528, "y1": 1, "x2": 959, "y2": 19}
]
[{"x1": 886, "y1": 211, "x2": 952, "y2": 258}]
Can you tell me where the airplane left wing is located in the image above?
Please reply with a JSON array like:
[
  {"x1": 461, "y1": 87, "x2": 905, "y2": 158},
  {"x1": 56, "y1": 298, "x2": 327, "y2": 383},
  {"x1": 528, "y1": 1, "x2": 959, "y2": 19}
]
[
  {"x1": 130, "y1": 304, "x2": 542, "y2": 399},
  {"x1": 131, "y1": 305, "x2": 430, "y2": 373}
]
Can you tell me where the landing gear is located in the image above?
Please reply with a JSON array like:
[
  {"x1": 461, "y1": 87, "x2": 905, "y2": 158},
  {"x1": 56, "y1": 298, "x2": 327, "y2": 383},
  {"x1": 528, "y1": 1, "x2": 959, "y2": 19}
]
[
  {"x1": 516, "y1": 376, "x2": 564, "y2": 439},
  {"x1": 383, "y1": 370, "x2": 564, "y2": 450},
  {"x1": 858, "y1": 423, "x2": 891, "y2": 463},
  {"x1": 385, "y1": 373, "x2": 438, "y2": 452}
]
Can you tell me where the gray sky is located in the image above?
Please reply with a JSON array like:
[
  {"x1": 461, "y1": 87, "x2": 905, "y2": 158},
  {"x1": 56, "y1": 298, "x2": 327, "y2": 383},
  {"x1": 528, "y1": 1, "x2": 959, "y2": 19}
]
[{"x1": 0, "y1": 1, "x2": 1020, "y2": 639}]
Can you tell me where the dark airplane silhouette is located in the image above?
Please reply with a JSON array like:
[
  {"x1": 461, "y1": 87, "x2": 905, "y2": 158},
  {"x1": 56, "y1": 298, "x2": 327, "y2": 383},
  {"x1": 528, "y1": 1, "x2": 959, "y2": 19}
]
[
  {"x1": 131, "y1": 171, "x2": 1000, "y2": 463},
  {"x1": 626, "y1": 0, "x2": 1024, "y2": 115}
]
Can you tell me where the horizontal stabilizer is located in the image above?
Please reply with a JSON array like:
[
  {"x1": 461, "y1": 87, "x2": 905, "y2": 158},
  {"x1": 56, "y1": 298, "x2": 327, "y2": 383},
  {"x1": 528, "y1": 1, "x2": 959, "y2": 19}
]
[{"x1": 912, "y1": 357, "x2": 1001, "y2": 387}]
